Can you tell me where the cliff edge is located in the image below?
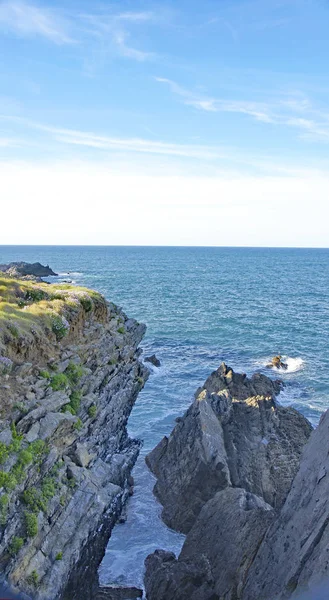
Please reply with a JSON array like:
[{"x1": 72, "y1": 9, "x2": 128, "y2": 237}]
[{"x1": 0, "y1": 273, "x2": 148, "y2": 599}]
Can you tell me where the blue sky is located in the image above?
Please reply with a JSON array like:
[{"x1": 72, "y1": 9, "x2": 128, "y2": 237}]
[{"x1": 1, "y1": 0, "x2": 329, "y2": 245}]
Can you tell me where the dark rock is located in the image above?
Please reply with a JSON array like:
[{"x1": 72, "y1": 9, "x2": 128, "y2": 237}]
[
  {"x1": 241, "y1": 408, "x2": 329, "y2": 600},
  {"x1": 145, "y1": 354, "x2": 161, "y2": 367},
  {"x1": 146, "y1": 362, "x2": 312, "y2": 533},
  {"x1": 0, "y1": 261, "x2": 58, "y2": 278},
  {"x1": 96, "y1": 585, "x2": 143, "y2": 599},
  {"x1": 144, "y1": 488, "x2": 274, "y2": 600}
]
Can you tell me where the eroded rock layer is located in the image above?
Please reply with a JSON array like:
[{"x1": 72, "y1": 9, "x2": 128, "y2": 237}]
[{"x1": 0, "y1": 276, "x2": 148, "y2": 600}]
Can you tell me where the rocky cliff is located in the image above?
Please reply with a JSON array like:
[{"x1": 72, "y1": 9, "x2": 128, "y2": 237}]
[
  {"x1": 0, "y1": 273, "x2": 148, "y2": 599},
  {"x1": 144, "y1": 363, "x2": 317, "y2": 600}
]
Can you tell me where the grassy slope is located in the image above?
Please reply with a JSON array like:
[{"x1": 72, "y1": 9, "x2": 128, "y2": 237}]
[{"x1": 0, "y1": 274, "x2": 106, "y2": 360}]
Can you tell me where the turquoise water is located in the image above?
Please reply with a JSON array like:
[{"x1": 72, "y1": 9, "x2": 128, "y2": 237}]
[{"x1": 1, "y1": 246, "x2": 328, "y2": 586}]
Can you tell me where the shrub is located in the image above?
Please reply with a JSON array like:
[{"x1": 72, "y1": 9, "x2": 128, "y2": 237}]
[
  {"x1": 0, "y1": 494, "x2": 9, "y2": 525},
  {"x1": 9, "y1": 536, "x2": 24, "y2": 556},
  {"x1": 27, "y1": 570, "x2": 39, "y2": 587},
  {"x1": 88, "y1": 404, "x2": 97, "y2": 418},
  {"x1": 41, "y1": 477, "x2": 57, "y2": 502},
  {"x1": 0, "y1": 471, "x2": 17, "y2": 492},
  {"x1": 24, "y1": 511, "x2": 38, "y2": 537},
  {"x1": 50, "y1": 373, "x2": 68, "y2": 391},
  {"x1": 51, "y1": 314, "x2": 69, "y2": 340},
  {"x1": 0, "y1": 443, "x2": 9, "y2": 465},
  {"x1": 74, "y1": 418, "x2": 83, "y2": 431},
  {"x1": 117, "y1": 327, "x2": 125, "y2": 334},
  {"x1": 65, "y1": 362, "x2": 83, "y2": 386},
  {"x1": 22, "y1": 487, "x2": 46, "y2": 513},
  {"x1": 79, "y1": 294, "x2": 93, "y2": 312},
  {"x1": 39, "y1": 370, "x2": 50, "y2": 379},
  {"x1": 25, "y1": 288, "x2": 47, "y2": 302},
  {"x1": 29, "y1": 439, "x2": 47, "y2": 462},
  {"x1": 137, "y1": 377, "x2": 144, "y2": 385},
  {"x1": 69, "y1": 390, "x2": 81, "y2": 413},
  {"x1": 55, "y1": 552, "x2": 63, "y2": 561},
  {"x1": 13, "y1": 402, "x2": 28, "y2": 414}
]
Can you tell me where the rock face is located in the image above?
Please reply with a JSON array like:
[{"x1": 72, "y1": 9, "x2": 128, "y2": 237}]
[
  {"x1": 146, "y1": 363, "x2": 312, "y2": 533},
  {"x1": 0, "y1": 279, "x2": 148, "y2": 600},
  {"x1": 242, "y1": 407, "x2": 329, "y2": 600},
  {"x1": 0, "y1": 262, "x2": 58, "y2": 279},
  {"x1": 145, "y1": 488, "x2": 274, "y2": 600},
  {"x1": 144, "y1": 363, "x2": 317, "y2": 600}
]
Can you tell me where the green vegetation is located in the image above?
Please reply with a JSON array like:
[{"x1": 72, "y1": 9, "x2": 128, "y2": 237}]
[
  {"x1": 0, "y1": 494, "x2": 9, "y2": 525},
  {"x1": 65, "y1": 362, "x2": 83, "y2": 385},
  {"x1": 74, "y1": 418, "x2": 83, "y2": 431},
  {"x1": 29, "y1": 439, "x2": 47, "y2": 462},
  {"x1": 55, "y1": 551, "x2": 63, "y2": 561},
  {"x1": 27, "y1": 570, "x2": 39, "y2": 587},
  {"x1": 0, "y1": 274, "x2": 106, "y2": 357},
  {"x1": 88, "y1": 404, "x2": 97, "y2": 418},
  {"x1": 117, "y1": 326, "x2": 125, "y2": 334},
  {"x1": 50, "y1": 373, "x2": 68, "y2": 391},
  {"x1": 39, "y1": 370, "x2": 50, "y2": 379},
  {"x1": 9, "y1": 536, "x2": 24, "y2": 556},
  {"x1": 24, "y1": 511, "x2": 38, "y2": 537},
  {"x1": 0, "y1": 442, "x2": 9, "y2": 465},
  {"x1": 0, "y1": 471, "x2": 17, "y2": 492},
  {"x1": 137, "y1": 377, "x2": 144, "y2": 385}
]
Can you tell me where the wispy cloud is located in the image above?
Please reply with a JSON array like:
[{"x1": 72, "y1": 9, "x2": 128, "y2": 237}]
[
  {"x1": 156, "y1": 77, "x2": 329, "y2": 141},
  {"x1": 0, "y1": 1, "x2": 74, "y2": 44},
  {"x1": 80, "y1": 10, "x2": 155, "y2": 62}
]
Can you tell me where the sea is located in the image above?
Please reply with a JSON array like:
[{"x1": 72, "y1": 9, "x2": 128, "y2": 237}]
[{"x1": 1, "y1": 245, "x2": 328, "y2": 588}]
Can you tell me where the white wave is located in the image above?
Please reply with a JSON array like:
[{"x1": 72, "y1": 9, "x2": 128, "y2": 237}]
[
  {"x1": 58, "y1": 271, "x2": 83, "y2": 277},
  {"x1": 258, "y1": 356, "x2": 305, "y2": 374}
]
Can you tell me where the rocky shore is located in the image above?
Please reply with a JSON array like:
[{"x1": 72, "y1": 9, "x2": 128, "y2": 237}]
[
  {"x1": 144, "y1": 362, "x2": 329, "y2": 599},
  {"x1": 0, "y1": 269, "x2": 148, "y2": 599}
]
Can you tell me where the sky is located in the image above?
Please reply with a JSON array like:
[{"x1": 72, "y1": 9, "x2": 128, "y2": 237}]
[{"x1": 1, "y1": 0, "x2": 329, "y2": 246}]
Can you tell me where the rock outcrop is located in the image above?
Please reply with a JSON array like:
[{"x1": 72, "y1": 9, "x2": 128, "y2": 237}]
[
  {"x1": 0, "y1": 275, "x2": 148, "y2": 599},
  {"x1": 266, "y1": 355, "x2": 288, "y2": 370},
  {"x1": 145, "y1": 355, "x2": 161, "y2": 368},
  {"x1": 146, "y1": 363, "x2": 311, "y2": 533},
  {"x1": 0, "y1": 262, "x2": 58, "y2": 279},
  {"x1": 144, "y1": 363, "x2": 318, "y2": 600}
]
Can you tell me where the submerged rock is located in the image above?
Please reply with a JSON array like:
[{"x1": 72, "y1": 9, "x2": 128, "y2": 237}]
[
  {"x1": 146, "y1": 362, "x2": 311, "y2": 533},
  {"x1": 145, "y1": 354, "x2": 161, "y2": 367}
]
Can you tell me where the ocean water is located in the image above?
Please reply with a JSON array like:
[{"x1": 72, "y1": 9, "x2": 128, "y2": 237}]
[{"x1": 1, "y1": 246, "x2": 329, "y2": 588}]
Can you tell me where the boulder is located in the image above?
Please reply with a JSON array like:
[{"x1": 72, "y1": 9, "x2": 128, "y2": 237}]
[
  {"x1": 145, "y1": 488, "x2": 274, "y2": 600},
  {"x1": 146, "y1": 363, "x2": 312, "y2": 533}
]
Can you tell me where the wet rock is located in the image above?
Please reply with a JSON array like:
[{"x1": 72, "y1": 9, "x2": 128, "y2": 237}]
[
  {"x1": 96, "y1": 586, "x2": 143, "y2": 599},
  {"x1": 266, "y1": 355, "x2": 288, "y2": 370},
  {"x1": 145, "y1": 354, "x2": 161, "y2": 367}
]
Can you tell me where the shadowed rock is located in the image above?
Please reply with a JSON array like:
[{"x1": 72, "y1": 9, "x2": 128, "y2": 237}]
[
  {"x1": 144, "y1": 488, "x2": 274, "y2": 600},
  {"x1": 145, "y1": 354, "x2": 161, "y2": 367},
  {"x1": 146, "y1": 362, "x2": 312, "y2": 533},
  {"x1": 0, "y1": 261, "x2": 58, "y2": 278}
]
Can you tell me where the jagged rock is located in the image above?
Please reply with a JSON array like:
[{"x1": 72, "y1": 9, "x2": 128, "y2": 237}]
[
  {"x1": 266, "y1": 355, "x2": 288, "y2": 370},
  {"x1": 0, "y1": 262, "x2": 58, "y2": 278},
  {"x1": 146, "y1": 363, "x2": 312, "y2": 533},
  {"x1": 145, "y1": 354, "x2": 161, "y2": 367},
  {"x1": 241, "y1": 408, "x2": 329, "y2": 600},
  {"x1": 144, "y1": 488, "x2": 274, "y2": 600},
  {"x1": 72, "y1": 443, "x2": 93, "y2": 468}
]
